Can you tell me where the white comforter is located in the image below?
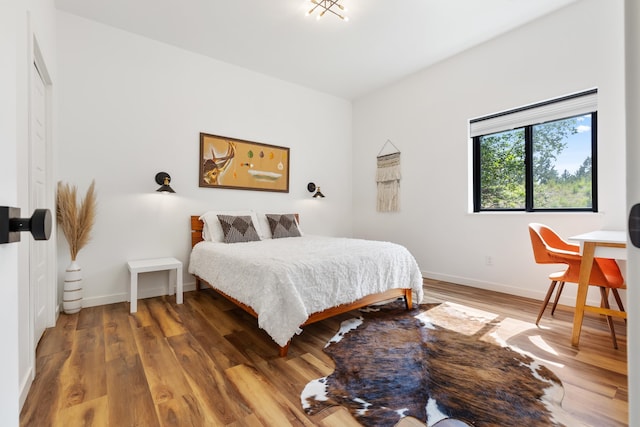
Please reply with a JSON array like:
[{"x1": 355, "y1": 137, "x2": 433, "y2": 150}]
[{"x1": 188, "y1": 235, "x2": 424, "y2": 347}]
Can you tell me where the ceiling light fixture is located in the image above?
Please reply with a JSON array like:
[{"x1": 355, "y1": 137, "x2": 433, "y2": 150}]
[{"x1": 305, "y1": 0, "x2": 349, "y2": 21}]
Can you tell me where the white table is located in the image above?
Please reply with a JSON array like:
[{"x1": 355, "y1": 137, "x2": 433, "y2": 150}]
[
  {"x1": 568, "y1": 230, "x2": 627, "y2": 346},
  {"x1": 127, "y1": 257, "x2": 183, "y2": 313}
]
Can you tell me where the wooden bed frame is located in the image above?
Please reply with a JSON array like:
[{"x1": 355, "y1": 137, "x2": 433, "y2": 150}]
[{"x1": 190, "y1": 215, "x2": 413, "y2": 357}]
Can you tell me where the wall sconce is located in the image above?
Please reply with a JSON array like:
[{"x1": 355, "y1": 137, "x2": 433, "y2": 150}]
[
  {"x1": 155, "y1": 172, "x2": 175, "y2": 193},
  {"x1": 307, "y1": 182, "x2": 325, "y2": 198}
]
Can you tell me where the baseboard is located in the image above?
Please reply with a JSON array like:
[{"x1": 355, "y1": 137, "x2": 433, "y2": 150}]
[
  {"x1": 422, "y1": 270, "x2": 604, "y2": 307},
  {"x1": 75, "y1": 274, "x2": 611, "y2": 311},
  {"x1": 19, "y1": 366, "x2": 34, "y2": 411},
  {"x1": 81, "y1": 281, "x2": 198, "y2": 308}
]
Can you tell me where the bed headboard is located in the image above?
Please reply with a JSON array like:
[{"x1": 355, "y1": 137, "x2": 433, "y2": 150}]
[
  {"x1": 191, "y1": 216, "x2": 205, "y2": 247},
  {"x1": 191, "y1": 214, "x2": 299, "y2": 247}
]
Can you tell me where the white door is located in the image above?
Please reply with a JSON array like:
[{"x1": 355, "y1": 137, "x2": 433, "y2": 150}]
[{"x1": 30, "y1": 61, "x2": 48, "y2": 344}]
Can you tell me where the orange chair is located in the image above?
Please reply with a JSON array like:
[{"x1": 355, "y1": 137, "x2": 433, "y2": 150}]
[{"x1": 528, "y1": 223, "x2": 626, "y2": 349}]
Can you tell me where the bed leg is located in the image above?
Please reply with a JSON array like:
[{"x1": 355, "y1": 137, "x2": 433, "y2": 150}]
[
  {"x1": 279, "y1": 342, "x2": 291, "y2": 357},
  {"x1": 404, "y1": 290, "x2": 413, "y2": 310},
  {"x1": 196, "y1": 277, "x2": 201, "y2": 291}
]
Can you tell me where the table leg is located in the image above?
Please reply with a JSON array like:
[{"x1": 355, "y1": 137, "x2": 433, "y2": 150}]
[
  {"x1": 130, "y1": 271, "x2": 138, "y2": 313},
  {"x1": 169, "y1": 268, "x2": 176, "y2": 296},
  {"x1": 571, "y1": 242, "x2": 596, "y2": 346},
  {"x1": 176, "y1": 265, "x2": 183, "y2": 304}
]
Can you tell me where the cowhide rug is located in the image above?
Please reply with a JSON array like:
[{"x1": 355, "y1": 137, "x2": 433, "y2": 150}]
[{"x1": 301, "y1": 301, "x2": 583, "y2": 427}]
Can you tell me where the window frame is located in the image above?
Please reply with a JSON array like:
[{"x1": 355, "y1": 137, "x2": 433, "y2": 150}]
[{"x1": 472, "y1": 95, "x2": 598, "y2": 213}]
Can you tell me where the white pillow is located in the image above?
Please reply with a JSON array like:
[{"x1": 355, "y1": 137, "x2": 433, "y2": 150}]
[
  {"x1": 255, "y1": 212, "x2": 274, "y2": 239},
  {"x1": 199, "y1": 211, "x2": 265, "y2": 242}
]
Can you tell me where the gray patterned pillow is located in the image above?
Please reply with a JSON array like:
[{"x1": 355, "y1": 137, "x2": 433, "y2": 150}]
[
  {"x1": 216, "y1": 215, "x2": 261, "y2": 243},
  {"x1": 266, "y1": 214, "x2": 301, "y2": 239}
]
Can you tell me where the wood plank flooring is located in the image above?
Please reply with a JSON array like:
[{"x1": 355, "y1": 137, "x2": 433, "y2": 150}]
[{"x1": 20, "y1": 279, "x2": 628, "y2": 426}]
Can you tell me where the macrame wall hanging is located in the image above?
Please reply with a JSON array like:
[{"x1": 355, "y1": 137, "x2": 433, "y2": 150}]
[{"x1": 376, "y1": 140, "x2": 401, "y2": 212}]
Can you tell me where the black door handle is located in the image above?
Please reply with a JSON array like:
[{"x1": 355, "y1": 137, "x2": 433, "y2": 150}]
[
  {"x1": 0, "y1": 207, "x2": 52, "y2": 244},
  {"x1": 629, "y1": 203, "x2": 640, "y2": 248}
]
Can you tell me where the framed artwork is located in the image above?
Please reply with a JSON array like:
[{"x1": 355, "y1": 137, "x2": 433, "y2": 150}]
[{"x1": 199, "y1": 132, "x2": 290, "y2": 193}]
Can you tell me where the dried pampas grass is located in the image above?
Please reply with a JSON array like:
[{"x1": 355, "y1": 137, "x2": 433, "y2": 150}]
[{"x1": 57, "y1": 180, "x2": 97, "y2": 261}]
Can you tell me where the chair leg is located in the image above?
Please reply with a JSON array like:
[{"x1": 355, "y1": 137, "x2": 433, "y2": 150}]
[
  {"x1": 611, "y1": 288, "x2": 626, "y2": 325},
  {"x1": 550, "y1": 281, "x2": 565, "y2": 316},
  {"x1": 536, "y1": 281, "x2": 558, "y2": 326},
  {"x1": 599, "y1": 287, "x2": 618, "y2": 349}
]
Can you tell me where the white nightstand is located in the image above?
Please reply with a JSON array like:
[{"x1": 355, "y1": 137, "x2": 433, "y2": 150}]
[{"x1": 127, "y1": 257, "x2": 183, "y2": 313}]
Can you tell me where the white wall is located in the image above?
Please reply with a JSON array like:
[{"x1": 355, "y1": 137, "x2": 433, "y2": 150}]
[
  {"x1": 352, "y1": 0, "x2": 626, "y2": 306},
  {"x1": 0, "y1": 3, "x2": 21, "y2": 423},
  {"x1": 56, "y1": 12, "x2": 353, "y2": 307}
]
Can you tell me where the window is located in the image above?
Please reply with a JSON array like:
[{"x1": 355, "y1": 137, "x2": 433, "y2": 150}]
[{"x1": 471, "y1": 89, "x2": 597, "y2": 212}]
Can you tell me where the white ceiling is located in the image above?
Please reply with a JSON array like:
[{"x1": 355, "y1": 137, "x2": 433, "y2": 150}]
[{"x1": 55, "y1": 0, "x2": 578, "y2": 100}]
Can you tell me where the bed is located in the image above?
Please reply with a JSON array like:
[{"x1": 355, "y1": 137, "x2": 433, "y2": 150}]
[{"x1": 188, "y1": 214, "x2": 424, "y2": 356}]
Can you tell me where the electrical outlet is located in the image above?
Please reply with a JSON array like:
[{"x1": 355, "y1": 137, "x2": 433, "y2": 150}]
[{"x1": 485, "y1": 255, "x2": 493, "y2": 266}]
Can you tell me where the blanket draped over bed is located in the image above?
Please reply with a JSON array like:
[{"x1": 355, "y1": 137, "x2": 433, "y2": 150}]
[{"x1": 188, "y1": 235, "x2": 424, "y2": 347}]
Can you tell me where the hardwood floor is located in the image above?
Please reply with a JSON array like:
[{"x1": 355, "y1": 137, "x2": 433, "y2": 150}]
[{"x1": 20, "y1": 279, "x2": 628, "y2": 426}]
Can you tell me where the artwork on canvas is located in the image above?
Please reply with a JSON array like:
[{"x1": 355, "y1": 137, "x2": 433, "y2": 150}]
[{"x1": 199, "y1": 132, "x2": 289, "y2": 193}]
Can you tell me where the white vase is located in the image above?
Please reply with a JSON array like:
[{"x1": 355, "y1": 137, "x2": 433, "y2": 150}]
[{"x1": 63, "y1": 260, "x2": 83, "y2": 314}]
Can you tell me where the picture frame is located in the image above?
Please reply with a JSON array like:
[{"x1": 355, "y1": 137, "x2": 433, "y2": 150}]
[{"x1": 199, "y1": 132, "x2": 290, "y2": 193}]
